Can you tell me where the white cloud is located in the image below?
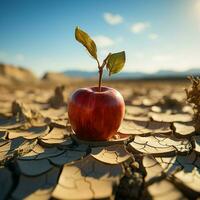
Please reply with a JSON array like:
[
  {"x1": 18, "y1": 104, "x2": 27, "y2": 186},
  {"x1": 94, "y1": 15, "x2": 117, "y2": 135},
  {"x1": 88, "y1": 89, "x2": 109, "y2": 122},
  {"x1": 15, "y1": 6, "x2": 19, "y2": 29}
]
[
  {"x1": 148, "y1": 33, "x2": 158, "y2": 40},
  {"x1": 115, "y1": 36, "x2": 124, "y2": 43},
  {"x1": 134, "y1": 52, "x2": 145, "y2": 59},
  {"x1": 195, "y1": 0, "x2": 200, "y2": 19},
  {"x1": 15, "y1": 54, "x2": 25, "y2": 61},
  {"x1": 99, "y1": 49, "x2": 110, "y2": 57},
  {"x1": 126, "y1": 51, "x2": 200, "y2": 73},
  {"x1": 131, "y1": 22, "x2": 150, "y2": 33},
  {"x1": 152, "y1": 54, "x2": 173, "y2": 62},
  {"x1": 103, "y1": 12, "x2": 123, "y2": 25},
  {"x1": 93, "y1": 35, "x2": 114, "y2": 48},
  {"x1": 195, "y1": 0, "x2": 200, "y2": 31}
]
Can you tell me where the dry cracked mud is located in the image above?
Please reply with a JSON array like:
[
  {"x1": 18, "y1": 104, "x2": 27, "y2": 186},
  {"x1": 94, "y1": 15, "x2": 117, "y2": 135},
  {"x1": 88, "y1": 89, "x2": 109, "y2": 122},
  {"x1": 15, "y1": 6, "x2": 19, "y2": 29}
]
[{"x1": 0, "y1": 76, "x2": 199, "y2": 200}]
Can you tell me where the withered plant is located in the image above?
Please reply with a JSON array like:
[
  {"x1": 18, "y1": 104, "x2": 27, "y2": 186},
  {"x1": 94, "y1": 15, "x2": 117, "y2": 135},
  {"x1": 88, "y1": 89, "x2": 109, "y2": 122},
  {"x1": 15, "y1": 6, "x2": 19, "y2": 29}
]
[{"x1": 185, "y1": 76, "x2": 200, "y2": 132}]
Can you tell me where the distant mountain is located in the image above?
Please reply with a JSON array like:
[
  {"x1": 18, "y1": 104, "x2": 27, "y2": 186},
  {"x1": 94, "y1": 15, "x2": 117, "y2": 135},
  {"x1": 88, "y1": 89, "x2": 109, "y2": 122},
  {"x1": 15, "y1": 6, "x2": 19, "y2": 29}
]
[
  {"x1": 153, "y1": 68, "x2": 200, "y2": 78},
  {"x1": 63, "y1": 70, "x2": 146, "y2": 79},
  {"x1": 63, "y1": 68, "x2": 200, "y2": 79},
  {"x1": 63, "y1": 70, "x2": 97, "y2": 78}
]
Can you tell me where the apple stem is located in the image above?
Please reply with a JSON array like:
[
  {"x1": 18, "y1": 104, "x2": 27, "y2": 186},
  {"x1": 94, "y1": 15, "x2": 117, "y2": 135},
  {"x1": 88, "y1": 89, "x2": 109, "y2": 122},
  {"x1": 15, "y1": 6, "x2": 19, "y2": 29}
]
[
  {"x1": 98, "y1": 68, "x2": 103, "y2": 92},
  {"x1": 97, "y1": 53, "x2": 111, "y2": 92}
]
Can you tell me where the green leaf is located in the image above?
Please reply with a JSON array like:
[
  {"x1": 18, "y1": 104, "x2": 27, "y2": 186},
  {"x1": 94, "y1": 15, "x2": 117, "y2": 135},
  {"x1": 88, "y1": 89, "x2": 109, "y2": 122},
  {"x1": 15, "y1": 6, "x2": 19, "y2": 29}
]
[
  {"x1": 106, "y1": 51, "x2": 126, "y2": 76},
  {"x1": 75, "y1": 26, "x2": 97, "y2": 60}
]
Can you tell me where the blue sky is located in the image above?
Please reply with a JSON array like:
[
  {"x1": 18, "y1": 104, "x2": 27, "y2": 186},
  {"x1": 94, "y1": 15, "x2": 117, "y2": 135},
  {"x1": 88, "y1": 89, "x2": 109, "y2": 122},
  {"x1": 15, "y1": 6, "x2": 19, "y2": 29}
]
[{"x1": 0, "y1": 0, "x2": 200, "y2": 76}]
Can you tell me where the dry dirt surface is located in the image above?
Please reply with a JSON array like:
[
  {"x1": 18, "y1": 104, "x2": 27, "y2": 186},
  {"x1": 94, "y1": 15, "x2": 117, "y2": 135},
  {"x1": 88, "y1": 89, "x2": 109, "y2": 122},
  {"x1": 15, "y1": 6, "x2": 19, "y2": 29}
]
[{"x1": 0, "y1": 76, "x2": 199, "y2": 200}]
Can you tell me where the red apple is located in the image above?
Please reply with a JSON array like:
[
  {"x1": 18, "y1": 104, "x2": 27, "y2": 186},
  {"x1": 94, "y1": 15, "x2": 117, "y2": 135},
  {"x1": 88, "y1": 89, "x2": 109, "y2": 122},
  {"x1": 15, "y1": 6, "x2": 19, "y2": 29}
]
[{"x1": 68, "y1": 86, "x2": 125, "y2": 141}]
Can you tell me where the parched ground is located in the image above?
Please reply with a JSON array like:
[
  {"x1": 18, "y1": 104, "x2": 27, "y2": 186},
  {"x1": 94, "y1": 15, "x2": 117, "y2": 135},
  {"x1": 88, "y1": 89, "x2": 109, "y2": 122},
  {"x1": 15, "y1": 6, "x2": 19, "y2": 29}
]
[{"x1": 0, "y1": 78, "x2": 199, "y2": 200}]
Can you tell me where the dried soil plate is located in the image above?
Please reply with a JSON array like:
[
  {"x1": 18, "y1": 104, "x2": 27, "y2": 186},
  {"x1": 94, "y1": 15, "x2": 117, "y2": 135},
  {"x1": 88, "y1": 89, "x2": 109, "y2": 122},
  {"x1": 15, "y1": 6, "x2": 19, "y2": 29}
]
[
  {"x1": 49, "y1": 119, "x2": 68, "y2": 128},
  {"x1": 0, "y1": 137, "x2": 37, "y2": 163},
  {"x1": 91, "y1": 145, "x2": 131, "y2": 164},
  {"x1": 173, "y1": 122, "x2": 195, "y2": 138},
  {"x1": 143, "y1": 155, "x2": 163, "y2": 182},
  {"x1": 149, "y1": 112, "x2": 193, "y2": 123},
  {"x1": 52, "y1": 155, "x2": 123, "y2": 200},
  {"x1": 8, "y1": 125, "x2": 49, "y2": 139},
  {"x1": 12, "y1": 167, "x2": 60, "y2": 200},
  {"x1": 147, "y1": 121, "x2": 172, "y2": 134},
  {"x1": 118, "y1": 119, "x2": 171, "y2": 135},
  {"x1": 0, "y1": 168, "x2": 13, "y2": 199},
  {"x1": 39, "y1": 128, "x2": 72, "y2": 147},
  {"x1": 147, "y1": 178, "x2": 186, "y2": 200},
  {"x1": 118, "y1": 119, "x2": 149, "y2": 135},
  {"x1": 71, "y1": 133, "x2": 130, "y2": 147},
  {"x1": 49, "y1": 150, "x2": 86, "y2": 166},
  {"x1": 128, "y1": 135, "x2": 191, "y2": 156},
  {"x1": 41, "y1": 127, "x2": 70, "y2": 140},
  {"x1": 39, "y1": 107, "x2": 66, "y2": 120},
  {"x1": 173, "y1": 166, "x2": 200, "y2": 194},
  {"x1": 155, "y1": 152, "x2": 198, "y2": 176},
  {"x1": 125, "y1": 105, "x2": 148, "y2": 116},
  {"x1": 124, "y1": 114, "x2": 150, "y2": 121},
  {"x1": 39, "y1": 137, "x2": 73, "y2": 147},
  {"x1": 192, "y1": 136, "x2": 200, "y2": 153},
  {"x1": 19, "y1": 145, "x2": 64, "y2": 160},
  {"x1": 155, "y1": 135, "x2": 192, "y2": 154},
  {"x1": 0, "y1": 116, "x2": 24, "y2": 129},
  {"x1": 10, "y1": 137, "x2": 37, "y2": 153},
  {"x1": 143, "y1": 156, "x2": 186, "y2": 200},
  {"x1": 16, "y1": 159, "x2": 53, "y2": 176}
]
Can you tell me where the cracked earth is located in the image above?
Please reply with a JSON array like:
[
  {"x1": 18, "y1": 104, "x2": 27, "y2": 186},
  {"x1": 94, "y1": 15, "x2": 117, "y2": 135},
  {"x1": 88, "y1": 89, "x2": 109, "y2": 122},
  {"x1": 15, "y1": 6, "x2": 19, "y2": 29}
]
[{"x1": 0, "y1": 78, "x2": 199, "y2": 200}]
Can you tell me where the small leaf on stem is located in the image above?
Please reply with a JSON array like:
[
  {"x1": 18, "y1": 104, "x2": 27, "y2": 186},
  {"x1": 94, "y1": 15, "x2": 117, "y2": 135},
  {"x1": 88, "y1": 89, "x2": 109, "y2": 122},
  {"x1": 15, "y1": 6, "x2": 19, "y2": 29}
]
[
  {"x1": 106, "y1": 51, "x2": 126, "y2": 76},
  {"x1": 75, "y1": 26, "x2": 97, "y2": 60}
]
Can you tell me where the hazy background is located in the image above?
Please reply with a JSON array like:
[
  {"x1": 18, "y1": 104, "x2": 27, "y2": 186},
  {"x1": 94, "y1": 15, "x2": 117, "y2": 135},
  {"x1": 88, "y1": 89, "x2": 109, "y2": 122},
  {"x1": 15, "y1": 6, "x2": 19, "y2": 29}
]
[{"x1": 0, "y1": 0, "x2": 200, "y2": 77}]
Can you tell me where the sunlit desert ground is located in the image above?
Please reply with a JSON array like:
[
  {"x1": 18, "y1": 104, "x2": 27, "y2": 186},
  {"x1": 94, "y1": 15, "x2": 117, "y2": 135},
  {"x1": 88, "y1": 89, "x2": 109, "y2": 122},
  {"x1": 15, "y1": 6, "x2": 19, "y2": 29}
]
[{"x1": 0, "y1": 64, "x2": 199, "y2": 200}]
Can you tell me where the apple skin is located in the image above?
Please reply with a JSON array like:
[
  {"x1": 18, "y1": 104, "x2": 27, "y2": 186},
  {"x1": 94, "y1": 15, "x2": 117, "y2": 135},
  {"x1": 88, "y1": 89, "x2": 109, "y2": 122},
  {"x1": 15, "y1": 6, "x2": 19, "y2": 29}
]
[{"x1": 68, "y1": 86, "x2": 125, "y2": 141}]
